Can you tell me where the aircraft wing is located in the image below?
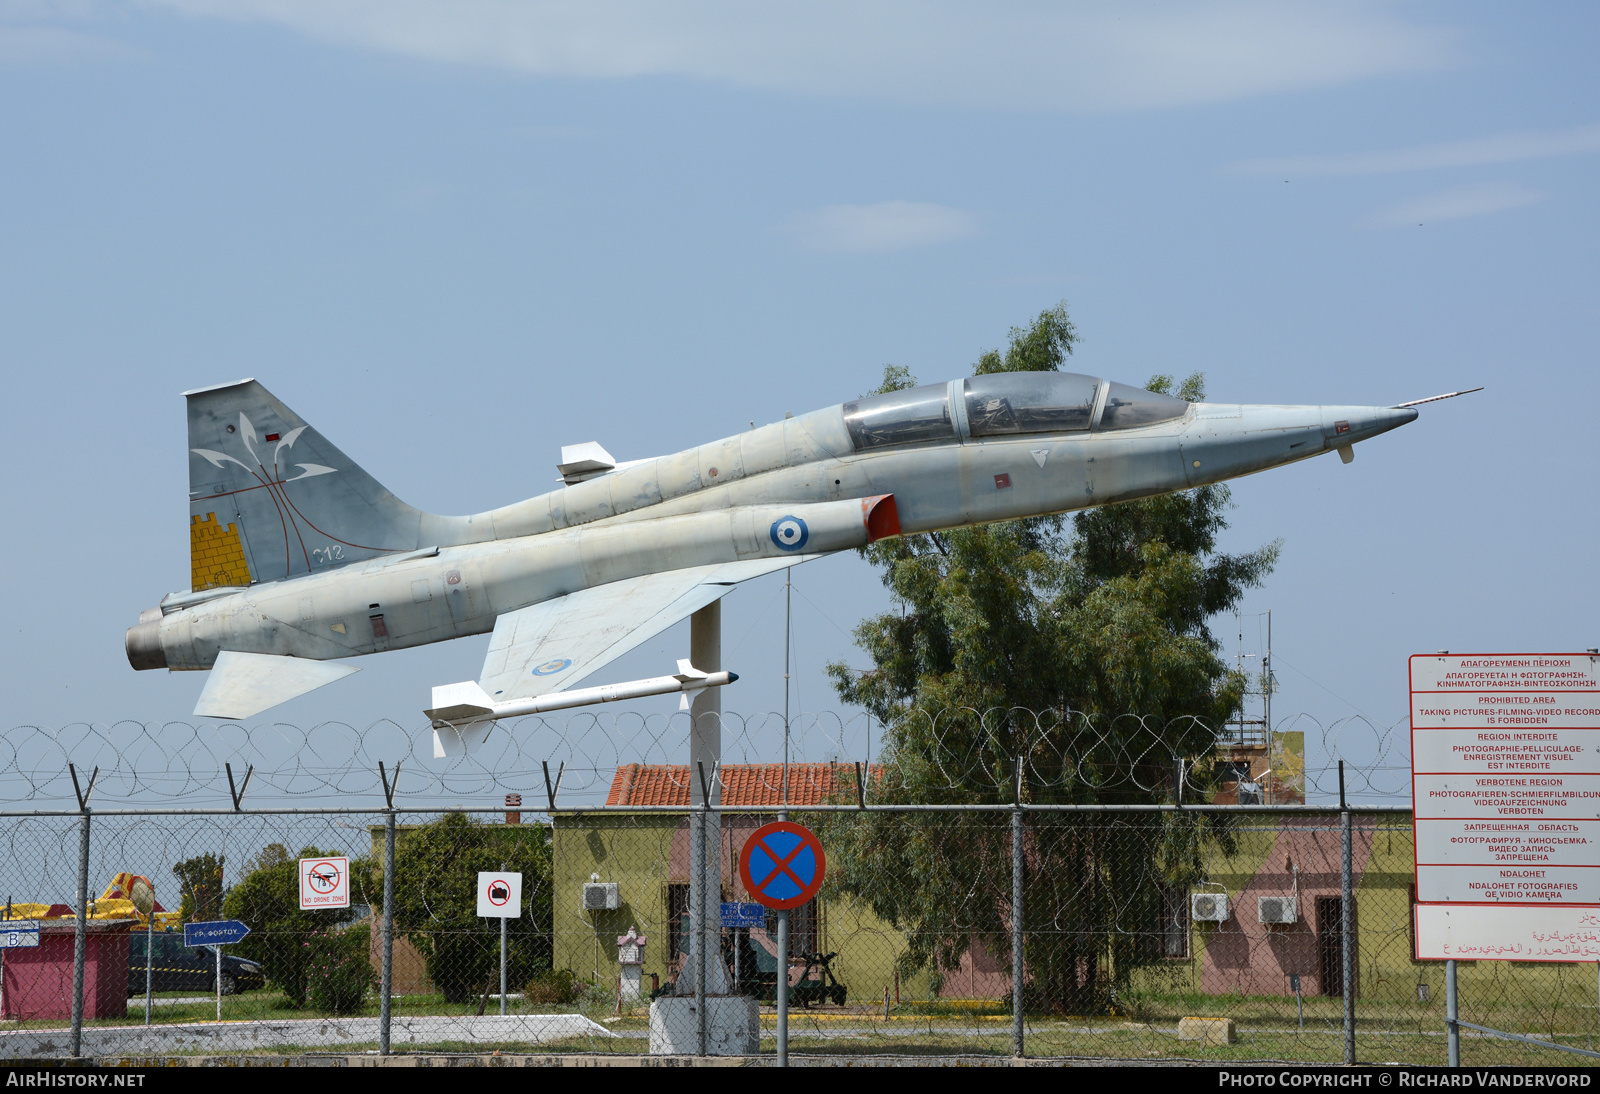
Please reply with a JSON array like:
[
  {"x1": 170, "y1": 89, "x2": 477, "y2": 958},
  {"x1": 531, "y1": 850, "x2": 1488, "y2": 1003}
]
[{"x1": 476, "y1": 555, "x2": 822, "y2": 704}]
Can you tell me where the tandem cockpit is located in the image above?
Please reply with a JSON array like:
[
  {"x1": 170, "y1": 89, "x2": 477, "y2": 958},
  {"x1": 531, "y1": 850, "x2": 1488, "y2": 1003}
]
[{"x1": 840, "y1": 373, "x2": 1191, "y2": 451}]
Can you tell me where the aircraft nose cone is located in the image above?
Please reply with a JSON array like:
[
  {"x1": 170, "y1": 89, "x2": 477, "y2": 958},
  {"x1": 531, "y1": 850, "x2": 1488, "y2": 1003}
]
[
  {"x1": 1374, "y1": 406, "x2": 1419, "y2": 434},
  {"x1": 1326, "y1": 404, "x2": 1418, "y2": 447}
]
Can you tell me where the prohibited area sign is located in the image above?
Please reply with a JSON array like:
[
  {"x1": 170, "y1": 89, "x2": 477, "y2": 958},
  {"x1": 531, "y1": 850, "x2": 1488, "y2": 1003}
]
[
  {"x1": 477, "y1": 871, "x2": 523, "y2": 918},
  {"x1": 299, "y1": 856, "x2": 350, "y2": 910},
  {"x1": 739, "y1": 821, "x2": 826, "y2": 910}
]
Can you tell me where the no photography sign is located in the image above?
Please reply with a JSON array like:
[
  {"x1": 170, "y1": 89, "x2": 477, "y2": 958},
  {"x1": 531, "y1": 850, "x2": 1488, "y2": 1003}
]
[{"x1": 478, "y1": 871, "x2": 523, "y2": 918}]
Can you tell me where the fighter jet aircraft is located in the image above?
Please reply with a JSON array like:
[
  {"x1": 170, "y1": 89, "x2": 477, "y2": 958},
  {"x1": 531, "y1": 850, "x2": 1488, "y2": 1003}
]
[{"x1": 126, "y1": 373, "x2": 1449, "y2": 746}]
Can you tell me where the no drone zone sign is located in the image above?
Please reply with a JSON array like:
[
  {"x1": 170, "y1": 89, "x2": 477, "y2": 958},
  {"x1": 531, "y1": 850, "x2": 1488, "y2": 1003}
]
[{"x1": 299, "y1": 856, "x2": 350, "y2": 910}]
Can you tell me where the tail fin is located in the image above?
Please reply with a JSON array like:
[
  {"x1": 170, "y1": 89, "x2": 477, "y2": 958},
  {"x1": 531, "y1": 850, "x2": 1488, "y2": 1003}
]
[
  {"x1": 185, "y1": 379, "x2": 428, "y2": 588},
  {"x1": 100, "y1": 873, "x2": 165, "y2": 912}
]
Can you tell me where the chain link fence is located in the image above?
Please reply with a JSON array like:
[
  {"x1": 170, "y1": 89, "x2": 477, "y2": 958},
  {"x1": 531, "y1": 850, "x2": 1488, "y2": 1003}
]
[{"x1": 0, "y1": 715, "x2": 1592, "y2": 1064}]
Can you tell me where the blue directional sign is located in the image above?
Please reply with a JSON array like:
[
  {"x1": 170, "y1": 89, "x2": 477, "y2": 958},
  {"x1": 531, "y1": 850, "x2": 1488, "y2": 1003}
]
[
  {"x1": 721, "y1": 902, "x2": 765, "y2": 929},
  {"x1": 183, "y1": 919, "x2": 251, "y2": 947},
  {"x1": 0, "y1": 921, "x2": 39, "y2": 949}
]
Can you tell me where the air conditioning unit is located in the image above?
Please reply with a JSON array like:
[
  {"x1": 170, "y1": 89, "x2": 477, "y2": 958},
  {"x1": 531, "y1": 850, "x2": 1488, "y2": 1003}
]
[
  {"x1": 1190, "y1": 892, "x2": 1230, "y2": 923},
  {"x1": 1258, "y1": 896, "x2": 1298, "y2": 925},
  {"x1": 583, "y1": 882, "x2": 620, "y2": 911}
]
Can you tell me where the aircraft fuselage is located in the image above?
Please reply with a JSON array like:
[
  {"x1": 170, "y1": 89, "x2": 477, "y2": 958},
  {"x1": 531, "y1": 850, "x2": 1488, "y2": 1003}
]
[{"x1": 128, "y1": 377, "x2": 1413, "y2": 679}]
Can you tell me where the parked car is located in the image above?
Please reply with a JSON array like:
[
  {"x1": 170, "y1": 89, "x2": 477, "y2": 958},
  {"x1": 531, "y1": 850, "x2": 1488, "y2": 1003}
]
[{"x1": 128, "y1": 930, "x2": 266, "y2": 995}]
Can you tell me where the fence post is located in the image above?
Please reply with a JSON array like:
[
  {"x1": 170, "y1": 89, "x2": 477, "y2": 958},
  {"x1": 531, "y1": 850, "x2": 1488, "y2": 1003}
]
[
  {"x1": 68, "y1": 764, "x2": 96, "y2": 1060},
  {"x1": 1012, "y1": 757, "x2": 1025, "y2": 1059},
  {"x1": 1445, "y1": 959, "x2": 1460, "y2": 1066},
  {"x1": 143, "y1": 910, "x2": 154, "y2": 1026},
  {"x1": 777, "y1": 807, "x2": 788, "y2": 1067},
  {"x1": 1340, "y1": 760, "x2": 1354, "y2": 1066},
  {"x1": 695, "y1": 792, "x2": 707, "y2": 1057},
  {"x1": 499, "y1": 862, "x2": 509, "y2": 1017},
  {"x1": 378, "y1": 761, "x2": 398, "y2": 1056},
  {"x1": 71, "y1": 811, "x2": 89, "y2": 1058}
]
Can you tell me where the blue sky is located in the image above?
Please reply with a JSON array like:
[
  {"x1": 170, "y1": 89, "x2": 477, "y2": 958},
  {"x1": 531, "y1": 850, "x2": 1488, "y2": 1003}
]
[{"x1": 1, "y1": 2, "x2": 1596, "y2": 804}]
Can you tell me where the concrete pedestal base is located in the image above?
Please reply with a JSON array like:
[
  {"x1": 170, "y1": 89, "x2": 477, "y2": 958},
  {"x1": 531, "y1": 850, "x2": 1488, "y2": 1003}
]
[{"x1": 648, "y1": 995, "x2": 759, "y2": 1055}]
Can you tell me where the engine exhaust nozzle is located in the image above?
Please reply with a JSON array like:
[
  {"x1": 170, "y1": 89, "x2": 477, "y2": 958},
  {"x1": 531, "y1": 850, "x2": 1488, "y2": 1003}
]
[{"x1": 125, "y1": 620, "x2": 166, "y2": 671}]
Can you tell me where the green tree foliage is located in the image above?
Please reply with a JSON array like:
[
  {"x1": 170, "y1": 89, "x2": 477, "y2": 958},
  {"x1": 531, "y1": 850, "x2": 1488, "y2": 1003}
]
[
  {"x1": 172, "y1": 853, "x2": 225, "y2": 923},
  {"x1": 387, "y1": 814, "x2": 554, "y2": 1004},
  {"x1": 824, "y1": 303, "x2": 1277, "y2": 1012},
  {"x1": 973, "y1": 301, "x2": 1077, "y2": 376},
  {"x1": 305, "y1": 925, "x2": 374, "y2": 1014},
  {"x1": 222, "y1": 844, "x2": 364, "y2": 1007},
  {"x1": 246, "y1": 843, "x2": 290, "y2": 876}
]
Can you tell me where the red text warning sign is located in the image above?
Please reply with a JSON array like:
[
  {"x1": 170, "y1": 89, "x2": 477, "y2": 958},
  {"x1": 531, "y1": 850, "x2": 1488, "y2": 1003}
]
[{"x1": 1412, "y1": 654, "x2": 1600, "y2": 916}]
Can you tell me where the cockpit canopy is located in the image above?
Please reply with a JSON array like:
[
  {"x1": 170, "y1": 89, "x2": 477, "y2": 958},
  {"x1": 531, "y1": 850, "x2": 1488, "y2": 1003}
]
[
  {"x1": 964, "y1": 372, "x2": 1098, "y2": 436},
  {"x1": 841, "y1": 383, "x2": 954, "y2": 450},
  {"x1": 841, "y1": 373, "x2": 1189, "y2": 452}
]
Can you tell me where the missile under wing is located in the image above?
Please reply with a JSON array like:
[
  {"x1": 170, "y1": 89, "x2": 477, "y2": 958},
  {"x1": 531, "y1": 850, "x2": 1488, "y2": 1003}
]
[{"x1": 127, "y1": 372, "x2": 1440, "y2": 728}]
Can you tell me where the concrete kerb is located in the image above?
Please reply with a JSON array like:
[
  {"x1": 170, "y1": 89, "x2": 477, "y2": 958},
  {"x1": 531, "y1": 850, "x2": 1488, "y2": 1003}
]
[
  {"x1": 12, "y1": 1053, "x2": 1143, "y2": 1067},
  {"x1": 0, "y1": 1014, "x2": 613, "y2": 1058}
]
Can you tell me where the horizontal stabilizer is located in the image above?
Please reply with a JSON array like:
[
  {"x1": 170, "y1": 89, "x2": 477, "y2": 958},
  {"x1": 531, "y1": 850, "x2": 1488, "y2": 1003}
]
[
  {"x1": 424, "y1": 680, "x2": 495, "y2": 724},
  {"x1": 192, "y1": 651, "x2": 359, "y2": 720},
  {"x1": 427, "y1": 681, "x2": 497, "y2": 759}
]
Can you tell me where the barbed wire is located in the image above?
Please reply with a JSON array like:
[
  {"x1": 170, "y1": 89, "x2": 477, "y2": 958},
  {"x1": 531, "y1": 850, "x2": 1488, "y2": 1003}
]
[{"x1": 0, "y1": 709, "x2": 1409, "y2": 811}]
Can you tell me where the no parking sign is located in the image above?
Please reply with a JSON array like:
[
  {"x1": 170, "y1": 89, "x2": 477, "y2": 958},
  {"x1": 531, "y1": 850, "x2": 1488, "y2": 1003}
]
[{"x1": 739, "y1": 821, "x2": 826, "y2": 910}]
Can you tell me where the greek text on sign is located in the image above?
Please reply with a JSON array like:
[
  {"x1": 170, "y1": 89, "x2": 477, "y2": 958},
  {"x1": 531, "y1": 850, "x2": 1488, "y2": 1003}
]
[
  {"x1": 721, "y1": 902, "x2": 765, "y2": 929},
  {"x1": 1410, "y1": 655, "x2": 1599, "y2": 693},
  {"x1": 477, "y1": 871, "x2": 522, "y2": 918},
  {"x1": 183, "y1": 919, "x2": 251, "y2": 947},
  {"x1": 1411, "y1": 652, "x2": 1600, "y2": 923},
  {"x1": 299, "y1": 856, "x2": 350, "y2": 910}
]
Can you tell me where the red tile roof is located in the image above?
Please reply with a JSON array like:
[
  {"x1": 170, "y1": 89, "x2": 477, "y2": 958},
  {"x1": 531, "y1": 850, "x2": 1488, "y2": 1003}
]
[{"x1": 607, "y1": 763, "x2": 881, "y2": 807}]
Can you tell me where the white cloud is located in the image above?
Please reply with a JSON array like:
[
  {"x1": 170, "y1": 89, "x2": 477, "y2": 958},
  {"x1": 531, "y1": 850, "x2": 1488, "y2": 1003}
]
[
  {"x1": 1369, "y1": 181, "x2": 1545, "y2": 227},
  {"x1": 0, "y1": 2, "x2": 140, "y2": 64},
  {"x1": 1235, "y1": 124, "x2": 1600, "y2": 177},
  {"x1": 135, "y1": 0, "x2": 1458, "y2": 112},
  {"x1": 786, "y1": 201, "x2": 978, "y2": 254}
]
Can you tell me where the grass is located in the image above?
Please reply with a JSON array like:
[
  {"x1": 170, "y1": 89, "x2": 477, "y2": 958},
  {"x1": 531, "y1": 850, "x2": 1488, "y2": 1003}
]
[{"x1": 6, "y1": 989, "x2": 1598, "y2": 1064}]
